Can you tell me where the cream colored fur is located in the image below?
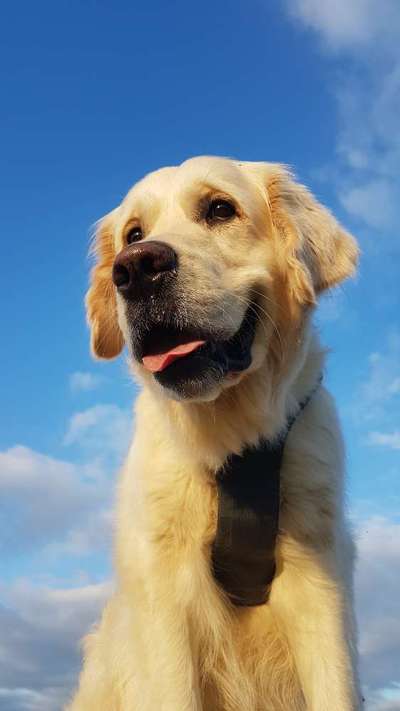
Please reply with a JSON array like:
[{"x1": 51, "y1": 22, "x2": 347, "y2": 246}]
[{"x1": 68, "y1": 157, "x2": 362, "y2": 710}]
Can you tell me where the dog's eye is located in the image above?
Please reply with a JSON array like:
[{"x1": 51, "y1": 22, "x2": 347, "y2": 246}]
[
  {"x1": 126, "y1": 226, "x2": 143, "y2": 244},
  {"x1": 206, "y1": 200, "x2": 236, "y2": 222}
]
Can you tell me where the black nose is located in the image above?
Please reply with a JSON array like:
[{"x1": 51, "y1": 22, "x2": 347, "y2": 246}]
[{"x1": 112, "y1": 241, "x2": 177, "y2": 300}]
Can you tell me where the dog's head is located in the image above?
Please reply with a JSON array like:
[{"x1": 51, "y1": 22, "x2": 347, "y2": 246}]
[{"x1": 86, "y1": 157, "x2": 358, "y2": 401}]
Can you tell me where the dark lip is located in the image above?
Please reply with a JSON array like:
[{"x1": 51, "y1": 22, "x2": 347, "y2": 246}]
[{"x1": 139, "y1": 301, "x2": 258, "y2": 377}]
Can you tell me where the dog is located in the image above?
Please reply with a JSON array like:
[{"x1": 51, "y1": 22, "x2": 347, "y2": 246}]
[{"x1": 68, "y1": 156, "x2": 362, "y2": 710}]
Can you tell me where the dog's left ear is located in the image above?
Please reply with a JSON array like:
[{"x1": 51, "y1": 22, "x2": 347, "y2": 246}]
[{"x1": 266, "y1": 166, "x2": 359, "y2": 300}]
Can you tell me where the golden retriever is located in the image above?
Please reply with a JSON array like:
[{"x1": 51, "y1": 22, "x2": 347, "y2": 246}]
[{"x1": 68, "y1": 156, "x2": 362, "y2": 710}]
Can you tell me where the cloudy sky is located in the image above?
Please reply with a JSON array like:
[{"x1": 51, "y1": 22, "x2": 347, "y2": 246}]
[{"x1": 1, "y1": 1, "x2": 399, "y2": 709}]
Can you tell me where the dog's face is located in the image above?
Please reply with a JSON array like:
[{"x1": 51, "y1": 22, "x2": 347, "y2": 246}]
[{"x1": 87, "y1": 157, "x2": 358, "y2": 401}]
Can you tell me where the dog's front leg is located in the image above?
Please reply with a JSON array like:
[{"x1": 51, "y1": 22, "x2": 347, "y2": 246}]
[
  {"x1": 120, "y1": 499, "x2": 204, "y2": 709},
  {"x1": 118, "y1": 424, "x2": 209, "y2": 710},
  {"x1": 273, "y1": 543, "x2": 362, "y2": 711},
  {"x1": 138, "y1": 591, "x2": 203, "y2": 711}
]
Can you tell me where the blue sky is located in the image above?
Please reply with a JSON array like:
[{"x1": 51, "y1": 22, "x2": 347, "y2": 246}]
[{"x1": 1, "y1": 1, "x2": 399, "y2": 709}]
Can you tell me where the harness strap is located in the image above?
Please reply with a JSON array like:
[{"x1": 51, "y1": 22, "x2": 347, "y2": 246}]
[{"x1": 211, "y1": 375, "x2": 323, "y2": 606}]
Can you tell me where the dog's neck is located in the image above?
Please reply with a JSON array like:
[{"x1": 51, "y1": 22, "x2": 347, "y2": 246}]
[{"x1": 150, "y1": 323, "x2": 325, "y2": 471}]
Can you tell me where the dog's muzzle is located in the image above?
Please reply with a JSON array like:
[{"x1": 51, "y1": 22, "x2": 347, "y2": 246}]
[{"x1": 112, "y1": 242, "x2": 258, "y2": 399}]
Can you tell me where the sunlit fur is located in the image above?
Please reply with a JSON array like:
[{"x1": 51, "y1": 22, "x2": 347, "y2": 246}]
[{"x1": 68, "y1": 157, "x2": 362, "y2": 710}]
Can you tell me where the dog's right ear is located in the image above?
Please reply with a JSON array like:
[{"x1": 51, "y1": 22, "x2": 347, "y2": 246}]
[{"x1": 85, "y1": 210, "x2": 124, "y2": 359}]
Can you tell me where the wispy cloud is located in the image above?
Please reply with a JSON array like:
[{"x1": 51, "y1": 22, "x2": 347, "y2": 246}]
[
  {"x1": 352, "y1": 329, "x2": 400, "y2": 424},
  {"x1": 286, "y1": 0, "x2": 400, "y2": 50},
  {"x1": 0, "y1": 401, "x2": 122, "y2": 710},
  {"x1": 44, "y1": 508, "x2": 114, "y2": 558},
  {"x1": 316, "y1": 290, "x2": 345, "y2": 323},
  {"x1": 0, "y1": 401, "x2": 131, "y2": 559},
  {"x1": 367, "y1": 431, "x2": 400, "y2": 451},
  {"x1": 0, "y1": 580, "x2": 111, "y2": 711},
  {"x1": 339, "y1": 179, "x2": 398, "y2": 231},
  {"x1": 0, "y1": 687, "x2": 66, "y2": 711},
  {"x1": 284, "y1": 0, "x2": 400, "y2": 246},
  {"x1": 69, "y1": 371, "x2": 104, "y2": 393},
  {"x1": 0, "y1": 446, "x2": 105, "y2": 555},
  {"x1": 366, "y1": 687, "x2": 400, "y2": 711},
  {"x1": 356, "y1": 516, "x2": 400, "y2": 707},
  {"x1": 0, "y1": 395, "x2": 132, "y2": 710},
  {"x1": 0, "y1": 398, "x2": 129, "y2": 709},
  {"x1": 63, "y1": 403, "x2": 132, "y2": 457}
]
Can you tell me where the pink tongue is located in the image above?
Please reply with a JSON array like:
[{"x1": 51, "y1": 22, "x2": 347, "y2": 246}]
[{"x1": 142, "y1": 340, "x2": 206, "y2": 373}]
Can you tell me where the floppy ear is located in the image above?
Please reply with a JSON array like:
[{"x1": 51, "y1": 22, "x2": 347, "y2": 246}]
[
  {"x1": 266, "y1": 166, "x2": 359, "y2": 304},
  {"x1": 85, "y1": 210, "x2": 124, "y2": 359}
]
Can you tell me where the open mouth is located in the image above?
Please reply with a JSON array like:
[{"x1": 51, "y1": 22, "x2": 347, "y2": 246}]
[{"x1": 137, "y1": 302, "x2": 258, "y2": 397}]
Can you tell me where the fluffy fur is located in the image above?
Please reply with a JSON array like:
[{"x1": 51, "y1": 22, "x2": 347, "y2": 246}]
[{"x1": 68, "y1": 157, "x2": 362, "y2": 710}]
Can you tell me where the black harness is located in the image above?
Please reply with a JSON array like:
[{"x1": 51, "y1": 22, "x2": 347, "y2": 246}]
[{"x1": 211, "y1": 376, "x2": 322, "y2": 606}]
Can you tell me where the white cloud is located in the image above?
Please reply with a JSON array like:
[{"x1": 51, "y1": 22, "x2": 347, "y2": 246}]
[
  {"x1": 0, "y1": 392, "x2": 134, "y2": 566},
  {"x1": 352, "y1": 329, "x2": 400, "y2": 424},
  {"x1": 388, "y1": 378, "x2": 400, "y2": 396},
  {"x1": 339, "y1": 179, "x2": 398, "y2": 231},
  {"x1": 0, "y1": 401, "x2": 131, "y2": 558},
  {"x1": 0, "y1": 446, "x2": 105, "y2": 555},
  {"x1": 1, "y1": 580, "x2": 112, "y2": 633},
  {"x1": 367, "y1": 431, "x2": 400, "y2": 450},
  {"x1": 335, "y1": 65, "x2": 400, "y2": 234},
  {"x1": 317, "y1": 290, "x2": 344, "y2": 323},
  {"x1": 356, "y1": 517, "x2": 400, "y2": 701},
  {"x1": 0, "y1": 399, "x2": 130, "y2": 709},
  {"x1": 286, "y1": 0, "x2": 400, "y2": 51},
  {"x1": 316, "y1": 284, "x2": 359, "y2": 325},
  {"x1": 0, "y1": 687, "x2": 67, "y2": 711},
  {"x1": 44, "y1": 508, "x2": 114, "y2": 558},
  {"x1": 284, "y1": 0, "x2": 400, "y2": 244},
  {"x1": 0, "y1": 580, "x2": 111, "y2": 711},
  {"x1": 69, "y1": 371, "x2": 103, "y2": 392},
  {"x1": 367, "y1": 687, "x2": 400, "y2": 711},
  {"x1": 64, "y1": 404, "x2": 132, "y2": 458}
]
